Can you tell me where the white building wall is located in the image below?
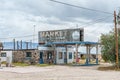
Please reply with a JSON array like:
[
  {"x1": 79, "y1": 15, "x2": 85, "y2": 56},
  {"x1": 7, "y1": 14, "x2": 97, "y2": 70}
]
[
  {"x1": 38, "y1": 46, "x2": 76, "y2": 64},
  {"x1": 38, "y1": 46, "x2": 54, "y2": 51},
  {"x1": 56, "y1": 47, "x2": 65, "y2": 64},
  {"x1": 67, "y1": 48, "x2": 74, "y2": 64},
  {"x1": 56, "y1": 47, "x2": 75, "y2": 64},
  {"x1": 0, "y1": 51, "x2": 13, "y2": 63}
]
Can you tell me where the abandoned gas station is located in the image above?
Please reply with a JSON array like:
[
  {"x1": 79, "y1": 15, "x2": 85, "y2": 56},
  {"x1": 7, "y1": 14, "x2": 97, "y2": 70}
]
[
  {"x1": 0, "y1": 28, "x2": 99, "y2": 66},
  {"x1": 38, "y1": 28, "x2": 99, "y2": 65}
]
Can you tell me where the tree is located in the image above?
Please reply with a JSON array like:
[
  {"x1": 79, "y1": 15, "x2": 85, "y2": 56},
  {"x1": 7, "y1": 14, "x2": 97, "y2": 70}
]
[
  {"x1": 0, "y1": 42, "x2": 3, "y2": 50},
  {"x1": 100, "y1": 31, "x2": 116, "y2": 63}
]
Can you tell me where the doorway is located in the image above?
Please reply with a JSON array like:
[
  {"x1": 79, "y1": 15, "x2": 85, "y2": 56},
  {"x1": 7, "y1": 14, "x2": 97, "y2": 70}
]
[
  {"x1": 47, "y1": 52, "x2": 53, "y2": 64},
  {"x1": 39, "y1": 52, "x2": 43, "y2": 64},
  {"x1": 64, "y1": 52, "x2": 67, "y2": 64}
]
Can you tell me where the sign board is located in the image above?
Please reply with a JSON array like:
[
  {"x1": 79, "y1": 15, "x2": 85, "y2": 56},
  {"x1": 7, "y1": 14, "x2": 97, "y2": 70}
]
[{"x1": 38, "y1": 28, "x2": 84, "y2": 44}]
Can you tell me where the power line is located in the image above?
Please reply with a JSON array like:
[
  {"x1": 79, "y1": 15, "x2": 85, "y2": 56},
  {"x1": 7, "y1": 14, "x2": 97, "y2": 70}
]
[
  {"x1": 0, "y1": 16, "x2": 111, "y2": 40},
  {"x1": 69, "y1": 15, "x2": 112, "y2": 30},
  {"x1": 24, "y1": 38, "x2": 38, "y2": 42},
  {"x1": 50, "y1": 0, "x2": 113, "y2": 15},
  {"x1": 84, "y1": 16, "x2": 113, "y2": 33},
  {"x1": 0, "y1": 34, "x2": 38, "y2": 40},
  {"x1": 50, "y1": 0, "x2": 115, "y2": 42},
  {"x1": 79, "y1": 16, "x2": 112, "y2": 28}
]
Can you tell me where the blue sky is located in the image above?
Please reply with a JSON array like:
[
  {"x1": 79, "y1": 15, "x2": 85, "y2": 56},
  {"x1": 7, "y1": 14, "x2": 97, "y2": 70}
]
[{"x1": 0, "y1": 0, "x2": 120, "y2": 43}]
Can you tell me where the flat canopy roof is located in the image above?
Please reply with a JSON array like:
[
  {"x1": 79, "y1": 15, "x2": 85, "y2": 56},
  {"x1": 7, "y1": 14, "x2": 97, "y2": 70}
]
[{"x1": 46, "y1": 41, "x2": 99, "y2": 46}]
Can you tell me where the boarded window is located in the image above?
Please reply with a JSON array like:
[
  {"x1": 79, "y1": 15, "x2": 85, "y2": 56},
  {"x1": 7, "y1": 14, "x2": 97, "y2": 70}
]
[
  {"x1": 59, "y1": 52, "x2": 63, "y2": 59},
  {"x1": 1, "y1": 52, "x2": 6, "y2": 57},
  {"x1": 69, "y1": 52, "x2": 72, "y2": 59},
  {"x1": 26, "y1": 52, "x2": 32, "y2": 57}
]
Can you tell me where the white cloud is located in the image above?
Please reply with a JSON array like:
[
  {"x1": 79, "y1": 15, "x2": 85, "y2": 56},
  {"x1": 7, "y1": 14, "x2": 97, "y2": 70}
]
[
  {"x1": 84, "y1": 23, "x2": 113, "y2": 42},
  {"x1": 0, "y1": 0, "x2": 119, "y2": 43}
]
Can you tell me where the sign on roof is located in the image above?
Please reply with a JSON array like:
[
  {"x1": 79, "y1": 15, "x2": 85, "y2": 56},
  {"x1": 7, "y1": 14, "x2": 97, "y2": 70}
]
[{"x1": 38, "y1": 28, "x2": 84, "y2": 44}]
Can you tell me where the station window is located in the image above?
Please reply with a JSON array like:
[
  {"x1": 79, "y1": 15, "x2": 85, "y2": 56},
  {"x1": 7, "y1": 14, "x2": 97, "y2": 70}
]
[
  {"x1": 74, "y1": 52, "x2": 76, "y2": 59},
  {"x1": 1, "y1": 52, "x2": 6, "y2": 57},
  {"x1": 26, "y1": 52, "x2": 32, "y2": 57},
  {"x1": 59, "y1": 52, "x2": 63, "y2": 59},
  {"x1": 69, "y1": 52, "x2": 72, "y2": 59},
  {"x1": 64, "y1": 52, "x2": 67, "y2": 58}
]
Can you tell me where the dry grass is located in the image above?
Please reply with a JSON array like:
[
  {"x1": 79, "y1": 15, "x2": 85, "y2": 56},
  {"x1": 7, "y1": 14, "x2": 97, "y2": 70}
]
[
  {"x1": 13, "y1": 62, "x2": 30, "y2": 67},
  {"x1": 35, "y1": 64, "x2": 54, "y2": 67},
  {"x1": 98, "y1": 66, "x2": 120, "y2": 71}
]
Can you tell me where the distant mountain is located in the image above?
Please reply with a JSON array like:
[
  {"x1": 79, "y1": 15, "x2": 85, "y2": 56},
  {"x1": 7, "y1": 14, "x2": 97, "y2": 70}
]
[{"x1": 2, "y1": 42, "x2": 38, "y2": 49}]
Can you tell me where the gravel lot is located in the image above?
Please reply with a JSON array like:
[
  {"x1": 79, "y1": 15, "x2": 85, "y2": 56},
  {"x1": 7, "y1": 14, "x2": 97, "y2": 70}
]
[{"x1": 0, "y1": 65, "x2": 120, "y2": 80}]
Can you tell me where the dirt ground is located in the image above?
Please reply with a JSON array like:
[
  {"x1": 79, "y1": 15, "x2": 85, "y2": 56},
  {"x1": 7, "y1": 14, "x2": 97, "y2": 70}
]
[{"x1": 0, "y1": 64, "x2": 120, "y2": 80}]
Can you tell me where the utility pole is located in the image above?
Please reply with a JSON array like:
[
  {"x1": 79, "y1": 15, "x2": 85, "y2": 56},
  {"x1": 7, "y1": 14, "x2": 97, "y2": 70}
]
[
  {"x1": 13, "y1": 39, "x2": 15, "y2": 50},
  {"x1": 26, "y1": 42, "x2": 28, "y2": 49},
  {"x1": 20, "y1": 40, "x2": 22, "y2": 50},
  {"x1": 33, "y1": 25, "x2": 36, "y2": 43},
  {"x1": 114, "y1": 11, "x2": 119, "y2": 68},
  {"x1": 17, "y1": 41, "x2": 19, "y2": 50}
]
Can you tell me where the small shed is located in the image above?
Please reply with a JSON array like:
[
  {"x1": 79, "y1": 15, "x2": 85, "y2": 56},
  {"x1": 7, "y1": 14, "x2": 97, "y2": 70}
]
[{"x1": 0, "y1": 49, "x2": 13, "y2": 64}]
